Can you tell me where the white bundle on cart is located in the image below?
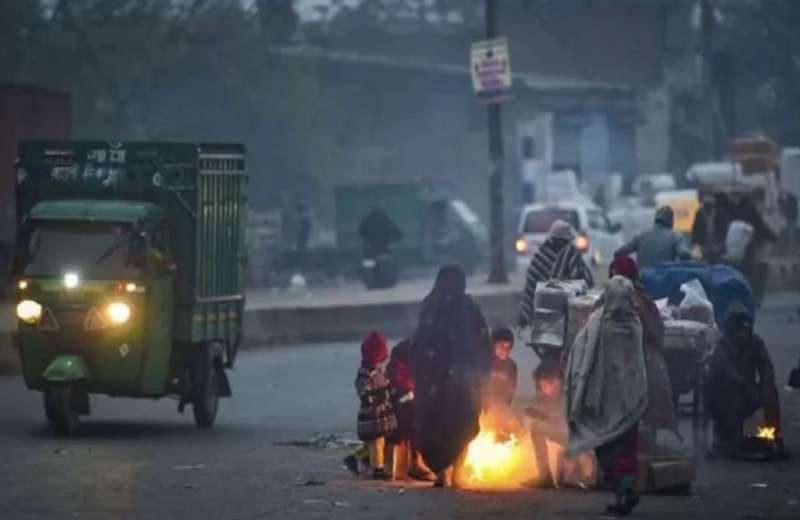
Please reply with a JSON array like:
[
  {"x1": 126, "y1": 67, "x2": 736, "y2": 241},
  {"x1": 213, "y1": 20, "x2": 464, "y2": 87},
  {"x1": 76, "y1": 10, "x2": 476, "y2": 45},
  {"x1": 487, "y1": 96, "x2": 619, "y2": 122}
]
[{"x1": 530, "y1": 280, "x2": 588, "y2": 354}]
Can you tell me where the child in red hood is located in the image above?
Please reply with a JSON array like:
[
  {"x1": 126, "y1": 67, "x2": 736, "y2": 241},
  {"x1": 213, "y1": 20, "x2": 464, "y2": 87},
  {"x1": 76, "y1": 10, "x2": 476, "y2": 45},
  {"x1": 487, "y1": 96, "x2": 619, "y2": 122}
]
[{"x1": 355, "y1": 330, "x2": 398, "y2": 479}]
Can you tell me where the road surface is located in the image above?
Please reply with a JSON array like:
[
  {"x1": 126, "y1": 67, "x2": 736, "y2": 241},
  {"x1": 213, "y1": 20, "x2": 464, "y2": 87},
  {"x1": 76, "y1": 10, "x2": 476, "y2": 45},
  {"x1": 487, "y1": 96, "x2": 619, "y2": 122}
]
[{"x1": 2, "y1": 300, "x2": 800, "y2": 519}]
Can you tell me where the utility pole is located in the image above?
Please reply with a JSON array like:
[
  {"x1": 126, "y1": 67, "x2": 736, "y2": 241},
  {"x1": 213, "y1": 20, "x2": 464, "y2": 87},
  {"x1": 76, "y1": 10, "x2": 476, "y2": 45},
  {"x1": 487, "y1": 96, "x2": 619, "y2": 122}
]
[
  {"x1": 486, "y1": 0, "x2": 508, "y2": 284},
  {"x1": 700, "y1": 0, "x2": 717, "y2": 159}
]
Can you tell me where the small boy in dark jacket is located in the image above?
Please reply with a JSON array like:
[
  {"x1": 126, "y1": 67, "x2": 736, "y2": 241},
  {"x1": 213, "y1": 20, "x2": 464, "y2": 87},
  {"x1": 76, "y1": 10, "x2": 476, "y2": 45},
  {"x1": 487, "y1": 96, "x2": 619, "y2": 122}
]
[
  {"x1": 355, "y1": 330, "x2": 398, "y2": 479},
  {"x1": 489, "y1": 327, "x2": 518, "y2": 406}
]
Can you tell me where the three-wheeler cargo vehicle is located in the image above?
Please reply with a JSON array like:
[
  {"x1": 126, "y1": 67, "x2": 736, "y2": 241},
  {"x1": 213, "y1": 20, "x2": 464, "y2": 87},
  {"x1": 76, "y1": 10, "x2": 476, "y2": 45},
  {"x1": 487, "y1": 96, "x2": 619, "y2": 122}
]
[{"x1": 13, "y1": 141, "x2": 247, "y2": 435}]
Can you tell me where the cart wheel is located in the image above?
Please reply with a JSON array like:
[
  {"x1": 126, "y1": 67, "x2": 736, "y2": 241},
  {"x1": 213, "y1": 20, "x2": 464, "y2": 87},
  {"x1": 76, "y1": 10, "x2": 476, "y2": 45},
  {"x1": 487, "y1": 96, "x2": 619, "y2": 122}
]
[
  {"x1": 192, "y1": 352, "x2": 220, "y2": 428},
  {"x1": 44, "y1": 384, "x2": 79, "y2": 436}
]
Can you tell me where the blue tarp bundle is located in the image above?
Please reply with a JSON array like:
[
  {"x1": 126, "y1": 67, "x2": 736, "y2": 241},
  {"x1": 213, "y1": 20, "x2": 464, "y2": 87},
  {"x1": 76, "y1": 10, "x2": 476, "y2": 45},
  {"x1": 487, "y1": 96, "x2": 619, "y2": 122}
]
[{"x1": 640, "y1": 262, "x2": 754, "y2": 324}]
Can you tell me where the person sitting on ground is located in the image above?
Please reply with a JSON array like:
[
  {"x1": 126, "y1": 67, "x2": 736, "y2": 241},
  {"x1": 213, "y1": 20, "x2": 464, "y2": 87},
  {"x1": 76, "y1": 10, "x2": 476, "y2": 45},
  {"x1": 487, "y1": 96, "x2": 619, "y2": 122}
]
[
  {"x1": 488, "y1": 327, "x2": 518, "y2": 407},
  {"x1": 615, "y1": 206, "x2": 692, "y2": 270},
  {"x1": 518, "y1": 220, "x2": 594, "y2": 329},
  {"x1": 386, "y1": 338, "x2": 436, "y2": 481},
  {"x1": 706, "y1": 304, "x2": 782, "y2": 458},
  {"x1": 354, "y1": 330, "x2": 398, "y2": 480},
  {"x1": 527, "y1": 360, "x2": 594, "y2": 489}
]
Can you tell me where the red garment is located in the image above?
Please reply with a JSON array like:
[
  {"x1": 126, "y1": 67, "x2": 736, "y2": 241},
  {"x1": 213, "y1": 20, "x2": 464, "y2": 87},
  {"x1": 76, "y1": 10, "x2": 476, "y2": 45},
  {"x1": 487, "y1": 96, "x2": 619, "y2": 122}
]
[
  {"x1": 362, "y1": 330, "x2": 389, "y2": 366},
  {"x1": 609, "y1": 255, "x2": 639, "y2": 282},
  {"x1": 387, "y1": 339, "x2": 414, "y2": 393},
  {"x1": 596, "y1": 425, "x2": 639, "y2": 480}
]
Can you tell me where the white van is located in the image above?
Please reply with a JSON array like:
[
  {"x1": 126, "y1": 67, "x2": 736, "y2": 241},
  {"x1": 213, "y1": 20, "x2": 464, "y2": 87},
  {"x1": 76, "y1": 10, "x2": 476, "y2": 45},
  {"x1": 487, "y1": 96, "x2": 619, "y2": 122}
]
[{"x1": 515, "y1": 202, "x2": 622, "y2": 268}]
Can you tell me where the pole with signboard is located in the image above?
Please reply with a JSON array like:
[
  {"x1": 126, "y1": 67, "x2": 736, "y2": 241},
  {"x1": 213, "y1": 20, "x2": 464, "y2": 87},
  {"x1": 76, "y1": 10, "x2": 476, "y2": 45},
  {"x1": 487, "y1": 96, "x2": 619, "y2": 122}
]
[{"x1": 474, "y1": 0, "x2": 511, "y2": 284}]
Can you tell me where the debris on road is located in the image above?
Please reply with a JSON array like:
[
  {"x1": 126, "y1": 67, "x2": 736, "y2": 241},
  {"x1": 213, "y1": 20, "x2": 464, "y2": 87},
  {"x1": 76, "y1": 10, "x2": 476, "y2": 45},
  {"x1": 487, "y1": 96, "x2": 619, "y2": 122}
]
[
  {"x1": 748, "y1": 483, "x2": 768, "y2": 489},
  {"x1": 184, "y1": 484, "x2": 198, "y2": 490},
  {"x1": 295, "y1": 477, "x2": 326, "y2": 486},
  {"x1": 278, "y1": 433, "x2": 361, "y2": 450},
  {"x1": 301, "y1": 497, "x2": 349, "y2": 508},
  {"x1": 173, "y1": 464, "x2": 206, "y2": 471}
]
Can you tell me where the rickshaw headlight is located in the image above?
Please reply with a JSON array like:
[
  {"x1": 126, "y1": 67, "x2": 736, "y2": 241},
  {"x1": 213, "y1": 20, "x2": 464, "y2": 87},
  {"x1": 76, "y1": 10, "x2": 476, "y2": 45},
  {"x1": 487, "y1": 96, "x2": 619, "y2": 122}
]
[
  {"x1": 17, "y1": 300, "x2": 42, "y2": 324},
  {"x1": 106, "y1": 302, "x2": 131, "y2": 325}
]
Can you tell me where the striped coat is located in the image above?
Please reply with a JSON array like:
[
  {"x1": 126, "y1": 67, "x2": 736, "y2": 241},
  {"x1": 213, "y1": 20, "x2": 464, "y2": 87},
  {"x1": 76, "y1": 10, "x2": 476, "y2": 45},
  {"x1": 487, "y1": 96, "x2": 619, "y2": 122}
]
[{"x1": 518, "y1": 239, "x2": 594, "y2": 327}]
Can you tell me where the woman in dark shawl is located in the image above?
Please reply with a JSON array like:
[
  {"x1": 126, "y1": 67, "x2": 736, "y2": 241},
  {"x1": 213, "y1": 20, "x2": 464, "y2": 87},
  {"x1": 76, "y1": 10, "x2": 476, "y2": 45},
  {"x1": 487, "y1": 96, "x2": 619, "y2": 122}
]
[{"x1": 412, "y1": 264, "x2": 492, "y2": 487}]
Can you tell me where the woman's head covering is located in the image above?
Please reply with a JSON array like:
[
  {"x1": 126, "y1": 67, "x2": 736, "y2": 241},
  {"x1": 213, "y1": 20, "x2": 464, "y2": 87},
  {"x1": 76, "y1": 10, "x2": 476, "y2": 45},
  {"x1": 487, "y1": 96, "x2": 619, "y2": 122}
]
[
  {"x1": 655, "y1": 206, "x2": 674, "y2": 229},
  {"x1": 428, "y1": 264, "x2": 467, "y2": 304},
  {"x1": 609, "y1": 255, "x2": 639, "y2": 282},
  {"x1": 603, "y1": 276, "x2": 637, "y2": 321},
  {"x1": 361, "y1": 330, "x2": 389, "y2": 365},
  {"x1": 549, "y1": 219, "x2": 576, "y2": 241},
  {"x1": 723, "y1": 302, "x2": 754, "y2": 336},
  {"x1": 415, "y1": 264, "x2": 469, "y2": 349},
  {"x1": 388, "y1": 338, "x2": 414, "y2": 393}
]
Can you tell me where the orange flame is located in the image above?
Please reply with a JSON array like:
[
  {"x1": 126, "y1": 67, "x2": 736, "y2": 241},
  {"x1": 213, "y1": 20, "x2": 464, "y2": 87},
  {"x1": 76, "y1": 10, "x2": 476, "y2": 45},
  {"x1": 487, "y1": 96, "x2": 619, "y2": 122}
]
[
  {"x1": 756, "y1": 426, "x2": 776, "y2": 442},
  {"x1": 457, "y1": 408, "x2": 539, "y2": 489}
]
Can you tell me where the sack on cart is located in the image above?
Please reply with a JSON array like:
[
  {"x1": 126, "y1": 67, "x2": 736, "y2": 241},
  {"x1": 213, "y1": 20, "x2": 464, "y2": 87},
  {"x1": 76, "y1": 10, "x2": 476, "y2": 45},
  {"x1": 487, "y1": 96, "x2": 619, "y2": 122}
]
[
  {"x1": 565, "y1": 290, "x2": 603, "y2": 351},
  {"x1": 663, "y1": 319, "x2": 716, "y2": 355},
  {"x1": 530, "y1": 280, "x2": 587, "y2": 358},
  {"x1": 534, "y1": 280, "x2": 588, "y2": 310},
  {"x1": 530, "y1": 308, "x2": 567, "y2": 353},
  {"x1": 663, "y1": 319, "x2": 717, "y2": 398}
]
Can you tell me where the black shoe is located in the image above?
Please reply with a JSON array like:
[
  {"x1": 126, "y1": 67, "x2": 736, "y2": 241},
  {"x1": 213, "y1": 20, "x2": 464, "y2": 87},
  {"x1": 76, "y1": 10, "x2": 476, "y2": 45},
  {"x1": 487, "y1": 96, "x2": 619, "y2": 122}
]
[
  {"x1": 343, "y1": 455, "x2": 360, "y2": 476},
  {"x1": 615, "y1": 489, "x2": 640, "y2": 517},
  {"x1": 372, "y1": 468, "x2": 391, "y2": 480}
]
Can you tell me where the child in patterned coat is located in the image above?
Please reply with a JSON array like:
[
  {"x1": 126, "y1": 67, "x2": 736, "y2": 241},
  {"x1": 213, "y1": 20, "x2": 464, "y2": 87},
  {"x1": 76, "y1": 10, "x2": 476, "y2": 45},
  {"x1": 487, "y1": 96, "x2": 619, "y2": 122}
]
[{"x1": 355, "y1": 330, "x2": 398, "y2": 479}]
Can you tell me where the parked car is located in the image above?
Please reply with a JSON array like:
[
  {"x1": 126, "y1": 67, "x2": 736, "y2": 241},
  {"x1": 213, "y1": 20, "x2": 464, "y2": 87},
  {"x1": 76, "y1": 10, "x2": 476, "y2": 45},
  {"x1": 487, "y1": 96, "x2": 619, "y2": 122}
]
[{"x1": 515, "y1": 202, "x2": 622, "y2": 268}]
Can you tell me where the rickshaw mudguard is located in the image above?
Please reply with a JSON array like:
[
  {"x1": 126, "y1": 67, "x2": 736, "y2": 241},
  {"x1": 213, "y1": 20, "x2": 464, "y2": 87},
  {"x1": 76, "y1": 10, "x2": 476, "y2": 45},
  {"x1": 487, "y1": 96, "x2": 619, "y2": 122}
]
[{"x1": 43, "y1": 355, "x2": 89, "y2": 383}]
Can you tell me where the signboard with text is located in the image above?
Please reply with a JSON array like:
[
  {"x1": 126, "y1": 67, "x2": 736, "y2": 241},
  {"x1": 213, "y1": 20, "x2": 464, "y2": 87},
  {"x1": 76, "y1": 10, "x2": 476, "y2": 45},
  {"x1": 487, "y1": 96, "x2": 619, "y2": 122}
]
[{"x1": 470, "y1": 37, "x2": 512, "y2": 104}]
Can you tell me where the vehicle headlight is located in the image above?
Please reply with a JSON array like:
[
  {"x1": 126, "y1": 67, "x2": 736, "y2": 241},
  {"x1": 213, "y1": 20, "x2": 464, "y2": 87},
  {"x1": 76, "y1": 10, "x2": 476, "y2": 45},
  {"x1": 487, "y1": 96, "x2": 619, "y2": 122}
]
[
  {"x1": 106, "y1": 302, "x2": 131, "y2": 324},
  {"x1": 575, "y1": 234, "x2": 591, "y2": 252},
  {"x1": 17, "y1": 300, "x2": 43, "y2": 324},
  {"x1": 515, "y1": 237, "x2": 529, "y2": 254},
  {"x1": 64, "y1": 272, "x2": 80, "y2": 289}
]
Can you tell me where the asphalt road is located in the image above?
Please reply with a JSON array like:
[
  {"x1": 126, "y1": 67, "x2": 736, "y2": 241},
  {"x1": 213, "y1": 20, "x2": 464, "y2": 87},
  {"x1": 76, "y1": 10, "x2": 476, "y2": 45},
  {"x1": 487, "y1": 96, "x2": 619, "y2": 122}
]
[{"x1": 2, "y1": 300, "x2": 800, "y2": 519}]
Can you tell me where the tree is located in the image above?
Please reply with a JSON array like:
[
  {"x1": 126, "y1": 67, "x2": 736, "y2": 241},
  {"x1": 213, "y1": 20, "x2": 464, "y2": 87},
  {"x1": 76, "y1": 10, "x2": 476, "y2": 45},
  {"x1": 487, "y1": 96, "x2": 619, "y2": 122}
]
[
  {"x1": 718, "y1": 0, "x2": 800, "y2": 144},
  {"x1": 0, "y1": 0, "x2": 345, "y2": 212}
]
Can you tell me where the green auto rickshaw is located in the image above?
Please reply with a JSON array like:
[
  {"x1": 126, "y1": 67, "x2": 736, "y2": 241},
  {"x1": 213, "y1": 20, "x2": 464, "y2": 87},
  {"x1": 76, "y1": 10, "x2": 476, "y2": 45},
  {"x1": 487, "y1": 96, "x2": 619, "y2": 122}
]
[{"x1": 13, "y1": 141, "x2": 247, "y2": 435}]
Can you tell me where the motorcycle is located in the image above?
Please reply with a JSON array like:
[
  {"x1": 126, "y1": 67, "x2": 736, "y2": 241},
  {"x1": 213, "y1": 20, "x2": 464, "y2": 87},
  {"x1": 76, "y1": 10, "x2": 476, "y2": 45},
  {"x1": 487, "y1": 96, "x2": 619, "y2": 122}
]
[{"x1": 361, "y1": 251, "x2": 398, "y2": 290}]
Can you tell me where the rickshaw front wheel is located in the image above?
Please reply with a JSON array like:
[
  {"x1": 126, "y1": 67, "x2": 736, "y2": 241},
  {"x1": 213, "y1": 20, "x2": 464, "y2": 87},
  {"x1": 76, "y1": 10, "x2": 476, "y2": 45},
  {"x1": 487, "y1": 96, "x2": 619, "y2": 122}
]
[
  {"x1": 192, "y1": 349, "x2": 220, "y2": 428},
  {"x1": 44, "y1": 384, "x2": 80, "y2": 436}
]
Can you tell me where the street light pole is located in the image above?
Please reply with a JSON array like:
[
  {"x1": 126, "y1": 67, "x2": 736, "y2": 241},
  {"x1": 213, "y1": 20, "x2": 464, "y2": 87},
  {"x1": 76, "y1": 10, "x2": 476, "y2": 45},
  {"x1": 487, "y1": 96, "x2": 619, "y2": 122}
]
[
  {"x1": 486, "y1": 0, "x2": 509, "y2": 284},
  {"x1": 700, "y1": 0, "x2": 717, "y2": 159}
]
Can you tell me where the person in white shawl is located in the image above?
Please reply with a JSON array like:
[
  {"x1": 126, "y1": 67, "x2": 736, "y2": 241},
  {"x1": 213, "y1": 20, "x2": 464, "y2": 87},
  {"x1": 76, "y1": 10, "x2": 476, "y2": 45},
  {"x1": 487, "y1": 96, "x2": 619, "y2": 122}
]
[{"x1": 565, "y1": 276, "x2": 648, "y2": 516}]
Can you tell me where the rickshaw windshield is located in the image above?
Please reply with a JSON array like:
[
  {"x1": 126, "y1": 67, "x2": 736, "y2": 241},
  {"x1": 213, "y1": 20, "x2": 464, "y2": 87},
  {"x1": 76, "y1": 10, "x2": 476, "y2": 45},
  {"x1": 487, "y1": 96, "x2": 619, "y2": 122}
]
[{"x1": 23, "y1": 221, "x2": 143, "y2": 279}]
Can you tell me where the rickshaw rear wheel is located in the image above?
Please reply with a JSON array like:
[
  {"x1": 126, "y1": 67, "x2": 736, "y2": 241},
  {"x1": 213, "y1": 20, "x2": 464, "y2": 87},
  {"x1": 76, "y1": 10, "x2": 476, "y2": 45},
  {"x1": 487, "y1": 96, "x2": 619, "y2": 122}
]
[
  {"x1": 44, "y1": 384, "x2": 79, "y2": 436},
  {"x1": 192, "y1": 348, "x2": 220, "y2": 428}
]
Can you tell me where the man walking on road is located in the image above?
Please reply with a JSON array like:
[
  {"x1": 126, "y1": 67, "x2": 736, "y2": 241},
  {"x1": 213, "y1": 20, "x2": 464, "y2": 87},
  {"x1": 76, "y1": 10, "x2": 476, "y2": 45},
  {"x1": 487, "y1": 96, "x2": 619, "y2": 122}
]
[{"x1": 615, "y1": 206, "x2": 691, "y2": 270}]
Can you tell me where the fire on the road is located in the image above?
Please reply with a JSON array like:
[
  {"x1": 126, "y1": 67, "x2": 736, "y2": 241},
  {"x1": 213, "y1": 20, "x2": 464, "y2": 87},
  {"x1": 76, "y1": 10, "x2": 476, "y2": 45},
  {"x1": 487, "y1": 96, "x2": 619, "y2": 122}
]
[
  {"x1": 756, "y1": 426, "x2": 777, "y2": 442},
  {"x1": 458, "y1": 409, "x2": 539, "y2": 489}
]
